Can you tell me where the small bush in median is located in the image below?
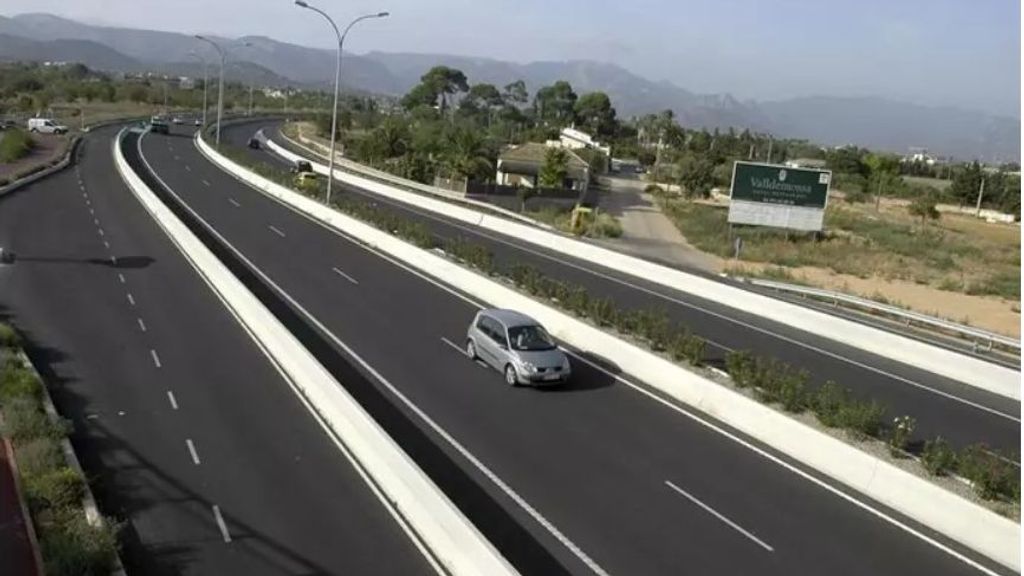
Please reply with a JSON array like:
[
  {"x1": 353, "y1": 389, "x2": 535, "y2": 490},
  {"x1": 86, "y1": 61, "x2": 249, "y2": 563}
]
[
  {"x1": 41, "y1": 513, "x2": 119, "y2": 576},
  {"x1": 25, "y1": 467, "x2": 85, "y2": 512},
  {"x1": 15, "y1": 437, "x2": 64, "y2": 477},
  {"x1": 811, "y1": 381, "x2": 847, "y2": 427},
  {"x1": 1, "y1": 364, "x2": 43, "y2": 403},
  {"x1": 921, "y1": 437, "x2": 957, "y2": 476},
  {"x1": 2, "y1": 397, "x2": 68, "y2": 442},
  {"x1": 837, "y1": 398, "x2": 886, "y2": 439},
  {"x1": 958, "y1": 444, "x2": 1017, "y2": 501},
  {"x1": 0, "y1": 322, "x2": 22, "y2": 347},
  {"x1": 888, "y1": 415, "x2": 915, "y2": 457}
]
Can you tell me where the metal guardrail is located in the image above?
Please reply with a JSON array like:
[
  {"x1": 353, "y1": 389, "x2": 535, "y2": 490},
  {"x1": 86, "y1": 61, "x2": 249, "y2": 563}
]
[{"x1": 746, "y1": 278, "x2": 1021, "y2": 353}]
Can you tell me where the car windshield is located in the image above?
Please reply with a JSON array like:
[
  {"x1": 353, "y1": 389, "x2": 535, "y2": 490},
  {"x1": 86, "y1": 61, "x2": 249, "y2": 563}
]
[{"x1": 507, "y1": 324, "x2": 556, "y2": 351}]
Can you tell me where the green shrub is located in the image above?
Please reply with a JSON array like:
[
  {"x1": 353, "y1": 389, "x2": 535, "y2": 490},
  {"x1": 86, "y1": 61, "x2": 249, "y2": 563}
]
[
  {"x1": 837, "y1": 398, "x2": 886, "y2": 439},
  {"x1": 920, "y1": 437, "x2": 957, "y2": 476},
  {"x1": 644, "y1": 184, "x2": 663, "y2": 194},
  {"x1": 0, "y1": 365, "x2": 42, "y2": 403},
  {"x1": 25, "y1": 467, "x2": 84, "y2": 512},
  {"x1": 888, "y1": 415, "x2": 915, "y2": 456},
  {"x1": 0, "y1": 323, "x2": 21, "y2": 347},
  {"x1": 0, "y1": 128, "x2": 35, "y2": 163},
  {"x1": 777, "y1": 370, "x2": 809, "y2": 413},
  {"x1": 725, "y1": 351, "x2": 757, "y2": 389},
  {"x1": 958, "y1": 445, "x2": 1016, "y2": 501},
  {"x1": 669, "y1": 331, "x2": 706, "y2": 366},
  {"x1": 1, "y1": 397, "x2": 67, "y2": 442},
  {"x1": 14, "y1": 437, "x2": 64, "y2": 477},
  {"x1": 40, "y1": 513, "x2": 119, "y2": 576},
  {"x1": 812, "y1": 381, "x2": 847, "y2": 427},
  {"x1": 587, "y1": 297, "x2": 616, "y2": 327}
]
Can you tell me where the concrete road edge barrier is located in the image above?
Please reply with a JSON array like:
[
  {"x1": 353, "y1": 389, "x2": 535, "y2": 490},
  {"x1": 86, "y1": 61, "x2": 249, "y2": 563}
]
[
  {"x1": 210, "y1": 134, "x2": 1020, "y2": 572},
  {"x1": 114, "y1": 128, "x2": 519, "y2": 576},
  {"x1": 265, "y1": 137, "x2": 1019, "y2": 400}
]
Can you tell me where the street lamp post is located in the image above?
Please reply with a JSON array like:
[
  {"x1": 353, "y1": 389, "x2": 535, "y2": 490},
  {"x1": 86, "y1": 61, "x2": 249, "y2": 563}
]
[
  {"x1": 194, "y1": 35, "x2": 225, "y2": 146},
  {"x1": 294, "y1": 1, "x2": 388, "y2": 206},
  {"x1": 188, "y1": 51, "x2": 209, "y2": 127}
]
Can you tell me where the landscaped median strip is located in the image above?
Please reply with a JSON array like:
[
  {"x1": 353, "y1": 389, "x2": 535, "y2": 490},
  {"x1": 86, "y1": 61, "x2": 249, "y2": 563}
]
[
  {"x1": 0, "y1": 323, "x2": 122, "y2": 576},
  {"x1": 202, "y1": 132, "x2": 1021, "y2": 573},
  {"x1": 266, "y1": 134, "x2": 1019, "y2": 400},
  {"x1": 115, "y1": 127, "x2": 518, "y2": 576}
]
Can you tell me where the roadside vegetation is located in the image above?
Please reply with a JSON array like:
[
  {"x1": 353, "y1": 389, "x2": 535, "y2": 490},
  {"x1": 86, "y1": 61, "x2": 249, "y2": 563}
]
[
  {"x1": 0, "y1": 323, "x2": 119, "y2": 575},
  {"x1": 0, "y1": 127, "x2": 35, "y2": 163},
  {"x1": 218, "y1": 141, "x2": 1021, "y2": 510},
  {"x1": 525, "y1": 205, "x2": 623, "y2": 238},
  {"x1": 659, "y1": 195, "x2": 1020, "y2": 300}
]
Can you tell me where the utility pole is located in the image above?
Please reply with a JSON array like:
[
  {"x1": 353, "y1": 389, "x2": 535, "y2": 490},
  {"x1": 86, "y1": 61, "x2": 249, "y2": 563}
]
[
  {"x1": 975, "y1": 174, "x2": 986, "y2": 216},
  {"x1": 766, "y1": 137, "x2": 773, "y2": 164}
]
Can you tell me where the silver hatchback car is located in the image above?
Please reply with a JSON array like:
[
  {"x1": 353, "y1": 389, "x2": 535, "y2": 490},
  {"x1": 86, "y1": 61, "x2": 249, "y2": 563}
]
[{"x1": 466, "y1": 309, "x2": 571, "y2": 386}]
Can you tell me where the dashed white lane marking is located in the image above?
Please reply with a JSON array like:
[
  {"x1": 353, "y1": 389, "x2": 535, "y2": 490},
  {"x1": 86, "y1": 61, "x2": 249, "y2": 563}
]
[
  {"x1": 331, "y1": 266, "x2": 359, "y2": 285},
  {"x1": 228, "y1": 198, "x2": 240, "y2": 208},
  {"x1": 185, "y1": 439, "x2": 201, "y2": 465},
  {"x1": 212, "y1": 506, "x2": 231, "y2": 543},
  {"x1": 268, "y1": 225, "x2": 286, "y2": 238},
  {"x1": 118, "y1": 273, "x2": 126, "y2": 284},
  {"x1": 440, "y1": 337, "x2": 467, "y2": 356},
  {"x1": 167, "y1": 390, "x2": 178, "y2": 410},
  {"x1": 150, "y1": 349, "x2": 162, "y2": 368},
  {"x1": 137, "y1": 317, "x2": 147, "y2": 332},
  {"x1": 665, "y1": 480, "x2": 774, "y2": 553},
  {"x1": 88, "y1": 207, "x2": 94, "y2": 215},
  {"x1": 202, "y1": 179, "x2": 211, "y2": 187},
  {"x1": 184, "y1": 165, "x2": 191, "y2": 172},
  {"x1": 102, "y1": 240, "x2": 109, "y2": 249},
  {"x1": 173, "y1": 154, "x2": 180, "y2": 161},
  {"x1": 97, "y1": 228, "x2": 105, "y2": 237},
  {"x1": 126, "y1": 293, "x2": 135, "y2": 306},
  {"x1": 93, "y1": 218, "x2": 100, "y2": 225}
]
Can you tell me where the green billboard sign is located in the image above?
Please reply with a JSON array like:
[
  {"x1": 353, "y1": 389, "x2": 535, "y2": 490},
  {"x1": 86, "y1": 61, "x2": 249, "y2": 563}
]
[
  {"x1": 728, "y1": 161, "x2": 832, "y2": 231},
  {"x1": 730, "y1": 162, "x2": 830, "y2": 208}
]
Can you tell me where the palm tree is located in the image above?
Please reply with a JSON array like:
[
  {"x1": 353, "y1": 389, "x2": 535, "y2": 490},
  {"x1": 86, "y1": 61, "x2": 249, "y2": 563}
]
[{"x1": 442, "y1": 127, "x2": 492, "y2": 183}]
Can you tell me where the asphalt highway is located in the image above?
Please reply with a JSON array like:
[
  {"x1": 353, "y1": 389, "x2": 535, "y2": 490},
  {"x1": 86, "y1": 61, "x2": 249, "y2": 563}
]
[
  {"x1": 239, "y1": 120, "x2": 1021, "y2": 457},
  {"x1": 0, "y1": 125, "x2": 434, "y2": 575},
  {"x1": 133, "y1": 122, "x2": 1012, "y2": 575}
]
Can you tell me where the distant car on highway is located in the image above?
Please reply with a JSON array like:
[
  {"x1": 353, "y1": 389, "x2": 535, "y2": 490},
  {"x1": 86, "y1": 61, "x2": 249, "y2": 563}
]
[
  {"x1": 149, "y1": 116, "x2": 170, "y2": 134},
  {"x1": 466, "y1": 309, "x2": 570, "y2": 386},
  {"x1": 194, "y1": 118, "x2": 202, "y2": 126},
  {"x1": 290, "y1": 159, "x2": 313, "y2": 174},
  {"x1": 247, "y1": 137, "x2": 260, "y2": 149},
  {"x1": 27, "y1": 117, "x2": 68, "y2": 134}
]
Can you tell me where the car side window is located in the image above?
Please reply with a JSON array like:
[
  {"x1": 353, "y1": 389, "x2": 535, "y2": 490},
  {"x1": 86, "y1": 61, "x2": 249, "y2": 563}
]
[
  {"x1": 490, "y1": 321, "x2": 508, "y2": 347},
  {"x1": 476, "y1": 316, "x2": 492, "y2": 339}
]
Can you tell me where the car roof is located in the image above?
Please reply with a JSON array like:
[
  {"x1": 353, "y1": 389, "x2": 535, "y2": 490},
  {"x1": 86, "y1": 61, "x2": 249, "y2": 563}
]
[{"x1": 481, "y1": 308, "x2": 540, "y2": 328}]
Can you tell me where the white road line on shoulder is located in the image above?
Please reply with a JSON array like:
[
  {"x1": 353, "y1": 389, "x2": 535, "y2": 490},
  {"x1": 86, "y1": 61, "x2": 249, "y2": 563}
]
[
  {"x1": 137, "y1": 317, "x2": 147, "y2": 332},
  {"x1": 150, "y1": 349, "x2": 162, "y2": 368},
  {"x1": 440, "y1": 337, "x2": 467, "y2": 356},
  {"x1": 268, "y1": 225, "x2": 286, "y2": 238},
  {"x1": 253, "y1": 188, "x2": 1005, "y2": 576},
  {"x1": 228, "y1": 198, "x2": 240, "y2": 208},
  {"x1": 118, "y1": 273, "x2": 126, "y2": 284},
  {"x1": 185, "y1": 439, "x2": 201, "y2": 465},
  {"x1": 167, "y1": 390, "x2": 178, "y2": 410},
  {"x1": 665, "y1": 480, "x2": 774, "y2": 552},
  {"x1": 331, "y1": 266, "x2": 359, "y2": 284},
  {"x1": 126, "y1": 292, "x2": 135, "y2": 306},
  {"x1": 211, "y1": 505, "x2": 231, "y2": 543}
]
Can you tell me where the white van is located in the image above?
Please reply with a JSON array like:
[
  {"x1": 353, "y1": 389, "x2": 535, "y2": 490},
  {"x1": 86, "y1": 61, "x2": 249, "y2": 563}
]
[{"x1": 27, "y1": 118, "x2": 68, "y2": 134}]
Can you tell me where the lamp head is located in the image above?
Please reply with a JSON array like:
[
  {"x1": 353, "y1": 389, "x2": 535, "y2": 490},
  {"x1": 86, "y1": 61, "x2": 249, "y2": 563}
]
[{"x1": 295, "y1": 0, "x2": 309, "y2": 7}]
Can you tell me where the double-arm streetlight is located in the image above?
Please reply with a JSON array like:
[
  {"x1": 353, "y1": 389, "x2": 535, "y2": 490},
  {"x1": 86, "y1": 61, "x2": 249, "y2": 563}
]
[
  {"x1": 188, "y1": 50, "x2": 209, "y2": 127},
  {"x1": 294, "y1": 1, "x2": 388, "y2": 205}
]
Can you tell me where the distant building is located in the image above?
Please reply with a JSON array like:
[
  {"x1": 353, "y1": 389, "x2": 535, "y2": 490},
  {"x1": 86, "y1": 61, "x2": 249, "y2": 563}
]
[
  {"x1": 903, "y1": 147, "x2": 937, "y2": 166},
  {"x1": 178, "y1": 76, "x2": 196, "y2": 90},
  {"x1": 496, "y1": 142, "x2": 591, "y2": 192},
  {"x1": 784, "y1": 158, "x2": 828, "y2": 169},
  {"x1": 262, "y1": 88, "x2": 286, "y2": 99},
  {"x1": 555, "y1": 127, "x2": 611, "y2": 157}
]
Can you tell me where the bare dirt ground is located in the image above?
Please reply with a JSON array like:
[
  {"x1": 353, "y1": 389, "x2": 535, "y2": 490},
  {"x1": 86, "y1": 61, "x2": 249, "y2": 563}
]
[{"x1": 0, "y1": 133, "x2": 66, "y2": 181}]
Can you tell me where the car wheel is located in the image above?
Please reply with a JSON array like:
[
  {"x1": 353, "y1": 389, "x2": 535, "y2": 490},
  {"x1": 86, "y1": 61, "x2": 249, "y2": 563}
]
[
  {"x1": 466, "y1": 339, "x2": 477, "y2": 360},
  {"x1": 504, "y1": 364, "x2": 519, "y2": 387}
]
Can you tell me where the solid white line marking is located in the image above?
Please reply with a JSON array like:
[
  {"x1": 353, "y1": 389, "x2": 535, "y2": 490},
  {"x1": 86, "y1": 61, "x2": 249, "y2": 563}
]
[
  {"x1": 150, "y1": 349, "x2": 162, "y2": 368},
  {"x1": 665, "y1": 480, "x2": 774, "y2": 552},
  {"x1": 268, "y1": 225, "x2": 286, "y2": 238},
  {"x1": 126, "y1": 293, "x2": 135, "y2": 306},
  {"x1": 212, "y1": 505, "x2": 231, "y2": 542},
  {"x1": 202, "y1": 179, "x2": 211, "y2": 187},
  {"x1": 331, "y1": 266, "x2": 358, "y2": 284},
  {"x1": 185, "y1": 439, "x2": 200, "y2": 465},
  {"x1": 440, "y1": 337, "x2": 466, "y2": 356},
  {"x1": 137, "y1": 317, "x2": 147, "y2": 332},
  {"x1": 228, "y1": 198, "x2": 240, "y2": 208},
  {"x1": 118, "y1": 273, "x2": 126, "y2": 284},
  {"x1": 256, "y1": 192, "x2": 1006, "y2": 576},
  {"x1": 167, "y1": 390, "x2": 178, "y2": 410}
]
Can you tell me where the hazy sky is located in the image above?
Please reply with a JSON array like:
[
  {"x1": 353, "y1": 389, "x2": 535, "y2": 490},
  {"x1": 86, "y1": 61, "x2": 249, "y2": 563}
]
[{"x1": 4, "y1": 0, "x2": 1021, "y2": 117}]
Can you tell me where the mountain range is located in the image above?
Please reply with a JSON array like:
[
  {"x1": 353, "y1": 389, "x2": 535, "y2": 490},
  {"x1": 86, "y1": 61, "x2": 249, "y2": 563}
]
[{"x1": 0, "y1": 13, "x2": 1018, "y2": 161}]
